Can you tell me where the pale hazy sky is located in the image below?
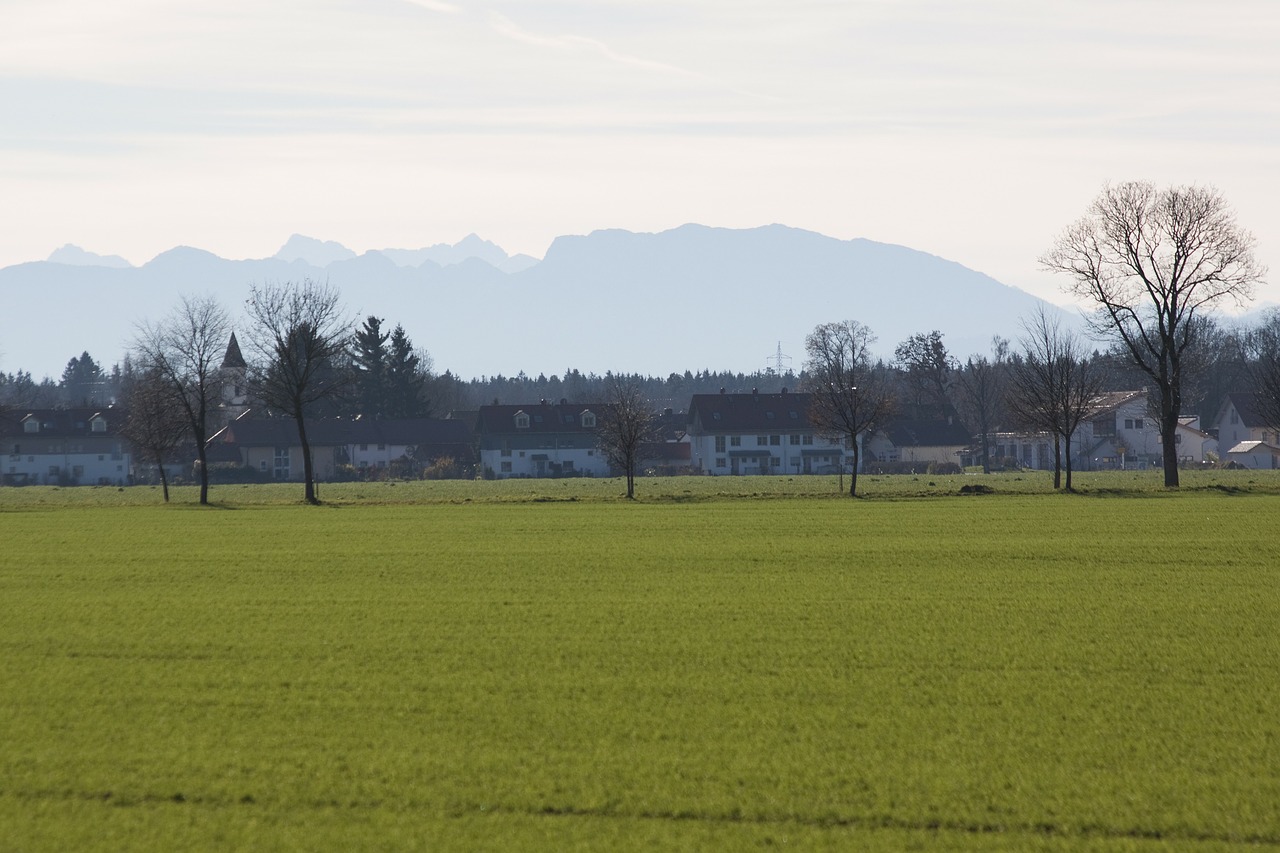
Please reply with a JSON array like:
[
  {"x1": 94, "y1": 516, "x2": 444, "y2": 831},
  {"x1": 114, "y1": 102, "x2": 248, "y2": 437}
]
[{"x1": 2, "y1": 0, "x2": 1276, "y2": 304}]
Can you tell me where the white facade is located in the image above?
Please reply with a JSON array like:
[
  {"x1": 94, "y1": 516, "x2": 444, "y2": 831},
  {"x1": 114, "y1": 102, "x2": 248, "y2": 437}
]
[
  {"x1": 4, "y1": 411, "x2": 131, "y2": 486},
  {"x1": 686, "y1": 430, "x2": 848, "y2": 475}
]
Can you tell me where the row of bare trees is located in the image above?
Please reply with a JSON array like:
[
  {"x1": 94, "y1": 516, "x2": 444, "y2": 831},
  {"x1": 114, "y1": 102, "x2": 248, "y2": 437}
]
[{"x1": 127, "y1": 281, "x2": 351, "y2": 505}]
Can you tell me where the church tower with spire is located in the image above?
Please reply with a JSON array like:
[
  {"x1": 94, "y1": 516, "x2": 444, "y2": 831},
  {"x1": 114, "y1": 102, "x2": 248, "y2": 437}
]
[{"x1": 219, "y1": 332, "x2": 249, "y2": 424}]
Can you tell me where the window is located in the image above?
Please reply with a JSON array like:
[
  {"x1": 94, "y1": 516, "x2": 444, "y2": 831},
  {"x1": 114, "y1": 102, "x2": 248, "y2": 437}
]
[
  {"x1": 1175, "y1": 433, "x2": 1182, "y2": 445},
  {"x1": 770, "y1": 435, "x2": 781, "y2": 446},
  {"x1": 581, "y1": 411, "x2": 596, "y2": 428},
  {"x1": 712, "y1": 412, "x2": 721, "y2": 420},
  {"x1": 715, "y1": 457, "x2": 726, "y2": 468},
  {"x1": 533, "y1": 414, "x2": 543, "y2": 423},
  {"x1": 514, "y1": 411, "x2": 530, "y2": 428},
  {"x1": 360, "y1": 443, "x2": 368, "y2": 451},
  {"x1": 98, "y1": 455, "x2": 105, "y2": 461},
  {"x1": 789, "y1": 434, "x2": 800, "y2": 445},
  {"x1": 1124, "y1": 419, "x2": 1133, "y2": 430},
  {"x1": 500, "y1": 461, "x2": 512, "y2": 473},
  {"x1": 48, "y1": 465, "x2": 60, "y2": 475},
  {"x1": 273, "y1": 447, "x2": 290, "y2": 480},
  {"x1": 730, "y1": 436, "x2": 741, "y2": 447},
  {"x1": 757, "y1": 435, "x2": 768, "y2": 446},
  {"x1": 1133, "y1": 418, "x2": 1143, "y2": 430},
  {"x1": 802, "y1": 435, "x2": 813, "y2": 445},
  {"x1": 563, "y1": 460, "x2": 575, "y2": 471},
  {"x1": 766, "y1": 411, "x2": 775, "y2": 420},
  {"x1": 790, "y1": 411, "x2": 799, "y2": 419},
  {"x1": 377, "y1": 443, "x2": 386, "y2": 450},
  {"x1": 715, "y1": 436, "x2": 726, "y2": 453},
  {"x1": 770, "y1": 457, "x2": 780, "y2": 467},
  {"x1": 90, "y1": 417, "x2": 106, "y2": 433},
  {"x1": 23, "y1": 420, "x2": 38, "y2": 434}
]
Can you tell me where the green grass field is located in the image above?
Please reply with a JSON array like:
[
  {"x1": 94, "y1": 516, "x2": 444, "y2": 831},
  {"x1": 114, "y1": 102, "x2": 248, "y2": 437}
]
[{"x1": 3, "y1": 474, "x2": 1279, "y2": 850}]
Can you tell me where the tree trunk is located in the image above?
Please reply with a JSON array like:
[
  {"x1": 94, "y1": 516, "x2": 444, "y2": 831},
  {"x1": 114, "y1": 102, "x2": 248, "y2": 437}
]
[
  {"x1": 295, "y1": 409, "x2": 319, "y2": 505},
  {"x1": 195, "y1": 440, "x2": 209, "y2": 505},
  {"x1": 1159, "y1": 393, "x2": 1180, "y2": 487},
  {"x1": 1064, "y1": 435, "x2": 1074, "y2": 491},
  {"x1": 1052, "y1": 435, "x2": 1062, "y2": 490},
  {"x1": 849, "y1": 440, "x2": 860, "y2": 497},
  {"x1": 159, "y1": 466, "x2": 170, "y2": 503}
]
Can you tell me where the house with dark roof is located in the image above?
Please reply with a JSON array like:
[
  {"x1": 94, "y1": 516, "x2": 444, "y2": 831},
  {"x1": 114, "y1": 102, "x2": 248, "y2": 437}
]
[
  {"x1": 686, "y1": 390, "x2": 847, "y2": 475},
  {"x1": 209, "y1": 414, "x2": 475, "y2": 480},
  {"x1": 865, "y1": 415, "x2": 972, "y2": 469},
  {"x1": 474, "y1": 400, "x2": 608, "y2": 478},
  {"x1": 1213, "y1": 392, "x2": 1278, "y2": 468},
  {"x1": 1, "y1": 407, "x2": 131, "y2": 485}
]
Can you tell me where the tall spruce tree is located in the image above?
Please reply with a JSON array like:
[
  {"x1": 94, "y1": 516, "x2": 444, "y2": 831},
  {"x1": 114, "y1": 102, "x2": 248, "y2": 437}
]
[{"x1": 352, "y1": 316, "x2": 391, "y2": 417}]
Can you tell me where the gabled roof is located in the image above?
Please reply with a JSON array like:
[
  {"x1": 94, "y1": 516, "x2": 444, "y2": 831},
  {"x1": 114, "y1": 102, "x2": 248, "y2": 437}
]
[
  {"x1": 881, "y1": 417, "x2": 972, "y2": 448},
  {"x1": 1220, "y1": 391, "x2": 1269, "y2": 429},
  {"x1": 687, "y1": 391, "x2": 813, "y2": 433},
  {"x1": 1087, "y1": 390, "x2": 1147, "y2": 417},
  {"x1": 475, "y1": 401, "x2": 604, "y2": 435},
  {"x1": 1227, "y1": 439, "x2": 1280, "y2": 454},
  {"x1": 0, "y1": 407, "x2": 125, "y2": 438},
  {"x1": 213, "y1": 415, "x2": 474, "y2": 449}
]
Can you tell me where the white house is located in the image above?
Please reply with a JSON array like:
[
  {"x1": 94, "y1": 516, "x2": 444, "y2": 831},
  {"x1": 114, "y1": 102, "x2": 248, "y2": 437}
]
[
  {"x1": 974, "y1": 390, "x2": 1208, "y2": 472},
  {"x1": 2, "y1": 408, "x2": 131, "y2": 485},
  {"x1": 686, "y1": 390, "x2": 848, "y2": 475},
  {"x1": 475, "y1": 401, "x2": 610, "y2": 478}
]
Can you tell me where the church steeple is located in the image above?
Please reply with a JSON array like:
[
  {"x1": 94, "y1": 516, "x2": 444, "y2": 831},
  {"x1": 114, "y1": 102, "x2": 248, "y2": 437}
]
[{"x1": 221, "y1": 332, "x2": 247, "y2": 370}]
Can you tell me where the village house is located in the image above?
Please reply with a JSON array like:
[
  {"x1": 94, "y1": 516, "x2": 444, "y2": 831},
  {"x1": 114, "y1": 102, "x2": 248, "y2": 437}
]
[
  {"x1": 475, "y1": 400, "x2": 609, "y2": 478},
  {"x1": 686, "y1": 390, "x2": 847, "y2": 475},
  {"x1": 1, "y1": 407, "x2": 131, "y2": 486},
  {"x1": 1213, "y1": 392, "x2": 1280, "y2": 468},
  {"x1": 209, "y1": 414, "x2": 475, "y2": 480},
  {"x1": 864, "y1": 415, "x2": 972, "y2": 469},
  {"x1": 968, "y1": 390, "x2": 1211, "y2": 471}
]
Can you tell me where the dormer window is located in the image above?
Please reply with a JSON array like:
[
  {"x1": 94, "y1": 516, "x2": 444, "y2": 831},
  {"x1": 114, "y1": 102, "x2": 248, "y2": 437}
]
[
  {"x1": 514, "y1": 411, "x2": 530, "y2": 429},
  {"x1": 581, "y1": 410, "x2": 596, "y2": 428},
  {"x1": 91, "y1": 416, "x2": 107, "y2": 433},
  {"x1": 23, "y1": 417, "x2": 39, "y2": 434}
]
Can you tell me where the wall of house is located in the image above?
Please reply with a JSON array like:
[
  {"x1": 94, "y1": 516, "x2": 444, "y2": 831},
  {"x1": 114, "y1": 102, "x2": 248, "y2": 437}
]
[
  {"x1": 4, "y1": 443, "x2": 130, "y2": 485},
  {"x1": 480, "y1": 445, "x2": 608, "y2": 478},
  {"x1": 687, "y1": 430, "x2": 848, "y2": 475},
  {"x1": 244, "y1": 445, "x2": 339, "y2": 481}
]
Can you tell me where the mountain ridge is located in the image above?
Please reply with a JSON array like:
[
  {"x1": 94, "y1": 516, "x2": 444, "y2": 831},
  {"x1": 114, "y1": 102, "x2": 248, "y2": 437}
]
[{"x1": 7, "y1": 224, "x2": 1071, "y2": 381}]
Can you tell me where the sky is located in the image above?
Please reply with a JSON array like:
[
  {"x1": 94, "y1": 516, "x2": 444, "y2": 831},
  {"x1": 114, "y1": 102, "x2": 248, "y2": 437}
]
[{"x1": 2, "y1": 0, "x2": 1277, "y2": 308}]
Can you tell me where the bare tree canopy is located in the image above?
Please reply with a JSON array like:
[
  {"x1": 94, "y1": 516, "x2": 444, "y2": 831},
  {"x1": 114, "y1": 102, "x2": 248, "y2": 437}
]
[
  {"x1": 1041, "y1": 181, "x2": 1266, "y2": 486},
  {"x1": 1247, "y1": 310, "x2": 1280, "y2": 435},
  {"x1": 803, "y1": 320, "x2": 895, "y2": 497},
  {"x1": 244, "y1": 280, "x2": 352, "y2": 504},
  {"x1": 120, "y1": 367, "x2": 190, "y2": 502},
  {"x1": 954, "y1": 336, "x2": 1009, "y2": 474},
  {"x1": 597, "y1": 375, "x2": 662, "y2": 499},
  {"x1": 1007, "y1": 309, "x2": 1105, "y2": 490},
  {"x1": 133, "y1": 294, "x2": 231, "y2": 505}
]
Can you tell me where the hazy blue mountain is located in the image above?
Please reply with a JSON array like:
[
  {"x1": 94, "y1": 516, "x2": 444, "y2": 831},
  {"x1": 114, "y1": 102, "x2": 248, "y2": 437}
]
[
  {"x1": 379, "y1": 234, "x2": 509, "y2": 269},
  {"x1": 2, "y1": 224, "x2": 1075, "y2": 382},
  {"x1": 273, "y1": 234, "x2": 357, "y2": 267},
  {"x1": 47, "y1": 244, "x2": 133, "y2": 268}
]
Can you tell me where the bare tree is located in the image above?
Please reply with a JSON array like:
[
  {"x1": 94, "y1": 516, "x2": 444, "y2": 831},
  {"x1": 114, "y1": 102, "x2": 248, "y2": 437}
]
[
  {"x1": 244, "y1": 280, "x2": 352, "y2": 504},
  {"x1": 803, "y1": 320, "x2": 895, "y2": 497},
  {"x1": 1247, "y1": 310, "x2": 1280, "y2": 435},
  {"x1": 120, "y1": 368, "x2": 190, "y2": 502},
  {"x1": 133, "y1": 295, "x2": 231, "y2": 505},
  {"x1": 597, "y1": 375, "x2": 661, "y2": 499},
  {"x1": 1007, "y1": 310, "x2": 1105, "y2": 490},
  {"x1": 1042, "y1": 181, "x2": 1265, "y2": 486},
  {"x1": 954, "y1": 336, "x2": 1009, "y2": 474},
  {"x1": 893, "y1": 330, "x2": 957, "y2": 415}
]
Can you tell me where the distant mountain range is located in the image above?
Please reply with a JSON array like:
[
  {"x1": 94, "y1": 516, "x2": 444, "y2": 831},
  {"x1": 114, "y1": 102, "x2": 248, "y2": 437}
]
[{"x1": 2, "y1": 224, "x2": 1074, "y2": 382}]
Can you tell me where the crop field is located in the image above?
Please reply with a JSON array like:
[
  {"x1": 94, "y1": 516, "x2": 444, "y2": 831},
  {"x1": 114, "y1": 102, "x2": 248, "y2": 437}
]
[{"x1": 3, "y1": 474, "x2": 1280, "y2": 850}]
